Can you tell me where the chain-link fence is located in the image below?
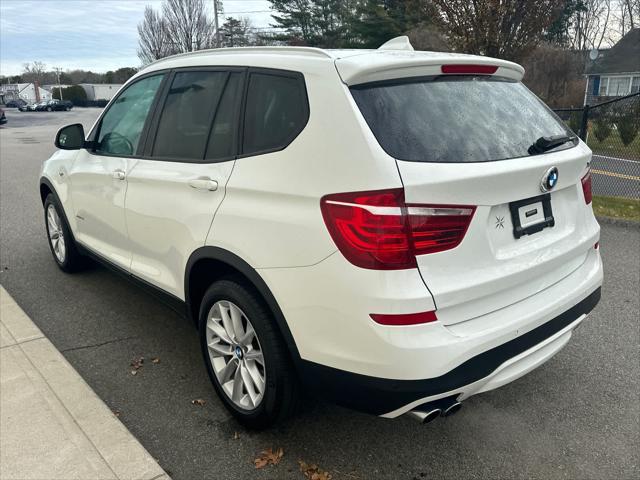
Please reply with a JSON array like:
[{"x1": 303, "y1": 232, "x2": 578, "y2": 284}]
[{"x1": 554, "y1": 93, "x2": 639, "y2": 199}]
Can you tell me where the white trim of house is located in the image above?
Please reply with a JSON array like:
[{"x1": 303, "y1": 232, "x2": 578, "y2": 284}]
[{"x1": 597, "y1": 73, "x2": 640, "y2": 96}]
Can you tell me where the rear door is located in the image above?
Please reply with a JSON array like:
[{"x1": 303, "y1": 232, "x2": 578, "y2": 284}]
[
  {"x1": 124, "y1": 68, "x2": 244, "y2": 298},
  {"x1": 350, "y1": 73, "x2": 596, "y2": 324}
]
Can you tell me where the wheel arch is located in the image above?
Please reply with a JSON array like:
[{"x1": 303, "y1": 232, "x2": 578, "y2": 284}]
[
  {"x1": 39, "y1": 177, "x2": 54, "y2": 204},
  {"x1": 40, "y1": 177, "x2": 78, "y2": 243},
  {"x1": 185, "y1": 246, "x2": 302, "y2": 367}
]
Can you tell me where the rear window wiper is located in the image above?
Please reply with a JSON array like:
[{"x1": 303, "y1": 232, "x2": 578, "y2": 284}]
[{"x1": 528, "y1": 134, "x2": 577, "y2": 155}]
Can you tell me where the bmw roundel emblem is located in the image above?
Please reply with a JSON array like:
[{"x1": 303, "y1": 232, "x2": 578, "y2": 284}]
[{"x1": 540, "y1": 166, "x2": 559, "y2": 193}]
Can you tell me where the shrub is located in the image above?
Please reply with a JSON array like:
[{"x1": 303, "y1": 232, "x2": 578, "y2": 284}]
[
  {"x1": 52, "y1": 85, "x2": 87, "y2": 105},
  {"x1": 593, "y1": 112, "x2": 612, "y2": 142},
  {"x1": 617, "y1": 113, "x2": 639, "y2": 146},
  {"x1": 569, "y1": 111, "x2": 582, "y2": 135}
]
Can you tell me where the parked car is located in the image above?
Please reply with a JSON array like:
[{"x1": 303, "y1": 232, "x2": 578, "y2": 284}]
[
  {"x1": 18, "y1": 103, "x2": 38, "y2": 112},
  {"x1": 4, "y1": 99, "x2": 27, "y2": 108},
  {"x1": 39, "y1": 37, "x2": 603, "y2": 429},
  {"x1": 0, "y1": 108, "x2": 6, "y2": 125},
  {"x1": 36, "y1": 99, "x2": 73, "y2": 112}
]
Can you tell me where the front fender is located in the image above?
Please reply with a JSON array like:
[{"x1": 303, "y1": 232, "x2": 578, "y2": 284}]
[{"x1": 40, "y1": 149, "x2": 80, "y2": 234}]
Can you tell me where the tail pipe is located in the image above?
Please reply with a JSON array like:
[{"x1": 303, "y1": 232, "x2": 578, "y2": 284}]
[
  {"x1": 406, "y1": 396, "x2": 462, "y2": 423},
  {"x1": 407, "y1": 408, "x2": 441, "y2": 424}
]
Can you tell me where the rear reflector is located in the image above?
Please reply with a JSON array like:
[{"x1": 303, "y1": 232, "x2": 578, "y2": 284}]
[
  {"x1": 441, "y1": 64, "x2": 498, "y2": 75},
  {"x1": 370, "y1": 311, "x2": 438, "y2": 326},
  {"x1": 320, "y1": 188, "x2": 475, "y2": 270},
  {"x1": 581, "y1": 170, "x2": 593, "y2": 204}
]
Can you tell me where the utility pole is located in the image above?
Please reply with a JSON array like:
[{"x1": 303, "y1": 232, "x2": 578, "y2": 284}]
[
  {"x1": 54, "y1": 67, "x2": 63, "y2": 101},
  {"x1": 213, "y1": 0, "x2": 221, "y2": 47}
]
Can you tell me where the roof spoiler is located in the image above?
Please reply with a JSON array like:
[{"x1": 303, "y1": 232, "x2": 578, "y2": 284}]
[{"x1": 378, "y1": 36, "x2": 414, "y2": 52}]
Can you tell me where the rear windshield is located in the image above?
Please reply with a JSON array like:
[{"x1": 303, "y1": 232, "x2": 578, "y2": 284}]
[{"x1": 350, "y1": 76, "x2": 575, "y2": 163}]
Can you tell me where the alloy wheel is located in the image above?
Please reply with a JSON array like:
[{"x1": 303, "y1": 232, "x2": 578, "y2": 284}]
[
  {"x1": 205, "y1": 300, "x2": 266, "y2": 410},
  {"x1": 46, "y1": 204, "x2": 66, "y2": 263}
]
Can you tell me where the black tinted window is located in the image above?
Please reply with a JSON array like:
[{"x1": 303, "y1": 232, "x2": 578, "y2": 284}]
[
  {"x1": 242, "y1": 73, "x2": 307, "y2": 155},
  {"x1": 351, "y1": 76, "x2": 575, "y2": 163},
  {"x1": 206, "y1": 72, "x2": 242, "y2": 160},
  {"x1": 153, "y1": 71, "x2": 227, "y2": 160},
  {"x1": 97, "y1": 74, "x2": 164, "y2": 156}
]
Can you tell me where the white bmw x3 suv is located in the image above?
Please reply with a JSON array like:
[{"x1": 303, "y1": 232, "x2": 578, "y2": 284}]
[{"x1": 40, "y1": 37, "x2": 602, "y2": 428}]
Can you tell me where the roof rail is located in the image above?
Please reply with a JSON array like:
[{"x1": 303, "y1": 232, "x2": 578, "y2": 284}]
[{"x1": 143, "y1": 46, "x2": 334, "y2": 70}]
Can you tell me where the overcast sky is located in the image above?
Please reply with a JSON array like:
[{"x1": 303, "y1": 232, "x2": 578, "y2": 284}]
[{"x1": 0, "y1": 0, "x2": 273, "y2": 76}]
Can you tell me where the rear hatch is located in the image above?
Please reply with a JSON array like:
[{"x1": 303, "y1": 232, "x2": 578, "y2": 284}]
[{"x1": 347, "y1": 61, "x2": 596, "y2": 325}]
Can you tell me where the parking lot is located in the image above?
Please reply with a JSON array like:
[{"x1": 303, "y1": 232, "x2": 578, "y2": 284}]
[{"x1": 0, "y1": 108, "x2": 639, "y2": 480}]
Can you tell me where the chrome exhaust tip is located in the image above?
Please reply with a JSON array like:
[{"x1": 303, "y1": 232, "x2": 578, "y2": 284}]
[
  {"x1": 441, "y1": 401, "x2": 462, "y2": 417},
  {"x1": 407, "y1": 408, "x2": 442, "y2": 424}
]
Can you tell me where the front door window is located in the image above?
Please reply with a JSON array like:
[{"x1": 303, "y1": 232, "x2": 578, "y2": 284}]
[{"x1": 96, "y1": 74, "x2": 164, "y2": 156}]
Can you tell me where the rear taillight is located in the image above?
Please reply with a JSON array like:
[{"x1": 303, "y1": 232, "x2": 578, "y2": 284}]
[
  {"x1": 581, "y1": 170, "x2": 593, "y2": 204},
  {"x1": 320, "y1": 188, "x2": 475, "y2": 270}
]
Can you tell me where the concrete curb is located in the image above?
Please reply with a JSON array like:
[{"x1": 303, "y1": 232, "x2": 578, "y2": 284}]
[{"x1": 0, "y1": 286, "x2": 170, "y2": 480}]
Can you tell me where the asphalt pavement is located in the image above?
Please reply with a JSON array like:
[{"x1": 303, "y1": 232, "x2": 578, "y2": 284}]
[
  {"x1": 1, "y1": 108, "x2": 639, "y2": 480},
  {"x1": 592, "y1": 155, "x2": 640, "y2": 199}
]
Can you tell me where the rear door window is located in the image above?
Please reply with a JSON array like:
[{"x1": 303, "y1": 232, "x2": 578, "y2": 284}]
[
  {"x1": 242, "y1": 72, "x2": 308, "y2": 155},
  {"x1": 350, "y1": 76, "x2": 575, "y2": 163},
  {"x1": 206, "y1": 72, "x2": 243, "y2": 161},
  {"x1": 153, "y1": 71, "x2": 228, "y2": 161}
]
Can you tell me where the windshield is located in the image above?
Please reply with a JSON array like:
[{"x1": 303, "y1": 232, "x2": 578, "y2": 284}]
[{"x1": 350, "y1": 76, "x2": 576, "y2": 163}]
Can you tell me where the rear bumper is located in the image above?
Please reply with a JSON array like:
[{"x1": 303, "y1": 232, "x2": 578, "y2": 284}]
[{"x1": 300, "y1": 287, "x2": 600, "y2": 416}]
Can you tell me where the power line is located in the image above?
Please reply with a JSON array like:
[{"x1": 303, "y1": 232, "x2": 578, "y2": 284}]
[{"x1": 221, "y1": 10, "x2": 272, "y2": 15}]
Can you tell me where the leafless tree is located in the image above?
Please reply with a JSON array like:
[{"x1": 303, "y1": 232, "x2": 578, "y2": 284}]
[
  {"x1": 570, "y1": 0, "x2": 612, "y2": 50},
  {"x1": 162, "y1": 0, "x2": 216, "y2": 53},
  {"x1": 431, "y1": 0, "x2": 566, "y2": 61},
  {"x1": 138, "y1": 6, "x2": 174, "y2": 64},
  {"x1": 21, "y1": 61, "x2": 47, "y2": 84},
  {"x1": 521, "y1": 44, "x2": 586, "y2": 107},
  {"x1": 611, "y1": 0, "x2": 638, "y2": 36},
  {"x1": 137, "y1": 0, "x2": 218, "y2": 65},
  {"x1": 623, "y1": 0, "x2": 638, "y2": 28}
]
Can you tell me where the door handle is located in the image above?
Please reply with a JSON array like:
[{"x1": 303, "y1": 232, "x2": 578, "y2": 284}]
[
  {"x1": 112, "y1": 169, "x2": 126, "y2": 180},
  {"x1": 189, "y1": 177, "x2": 218, "y2": 191}
]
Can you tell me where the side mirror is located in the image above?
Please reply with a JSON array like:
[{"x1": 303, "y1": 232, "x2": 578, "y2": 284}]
[{"x1": 55, "y1": 123, "x2": 85, "y2": 150}]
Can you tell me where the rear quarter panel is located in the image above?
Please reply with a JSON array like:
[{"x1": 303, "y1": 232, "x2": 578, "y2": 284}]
[{"x1": 207, "y1": 60, "x2": 403, "y2": 268}]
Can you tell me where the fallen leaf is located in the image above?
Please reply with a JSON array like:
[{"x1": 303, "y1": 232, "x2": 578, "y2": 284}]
[
  {"x1": 299, "y1": 460, "x2": 332, "y2": 480},
  {"x1": 254, "y1": 447, "x2": 284, "y2": 469},
  {"x1": 151, "y1": 357, "x2": 160, "y2": 364},
  {"x1": 130, "y1": 356, "x2": 144, "y2": 371},
  {"x1": 191, "y1": 398, "x2": 206, "y2": 406},
  {"x1": 112, "y1": 409, "x2": 121, "y2": 417},
  {"x1": 130, "y1": 370, "x2": 138, "y2": 376}
]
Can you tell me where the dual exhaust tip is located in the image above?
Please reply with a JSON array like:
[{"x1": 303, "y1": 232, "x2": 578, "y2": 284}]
[{"x1": 407, "y1": 400, "x2": 462, "y2": 424}]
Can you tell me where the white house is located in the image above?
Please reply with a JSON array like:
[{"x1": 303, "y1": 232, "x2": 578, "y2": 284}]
[
  {"x1": 79, "y1": 83, "x2": 123, "y2": 101},
  {"x1": 0, "y1": 83, "x2": 52, "y2": 104}
]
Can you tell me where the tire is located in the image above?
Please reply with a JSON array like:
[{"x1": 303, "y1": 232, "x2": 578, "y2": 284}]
[
  {"x1": 46, "y1": 106, "x2": 52, "y2": 112},
  {"x1": 44, "y1": 194, "x2": 85, "y2": 272},
  {"x1": 199, "y1": 278, "x2": 299, "y2": 429},
  {"x1": 65, "y1": 107, "x2": 70, "y2": 111}
]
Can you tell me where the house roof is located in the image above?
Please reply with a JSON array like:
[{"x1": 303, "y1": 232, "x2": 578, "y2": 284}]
[{"x1": 587, "y1": 28, "x2": 640, "y2": 74}]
